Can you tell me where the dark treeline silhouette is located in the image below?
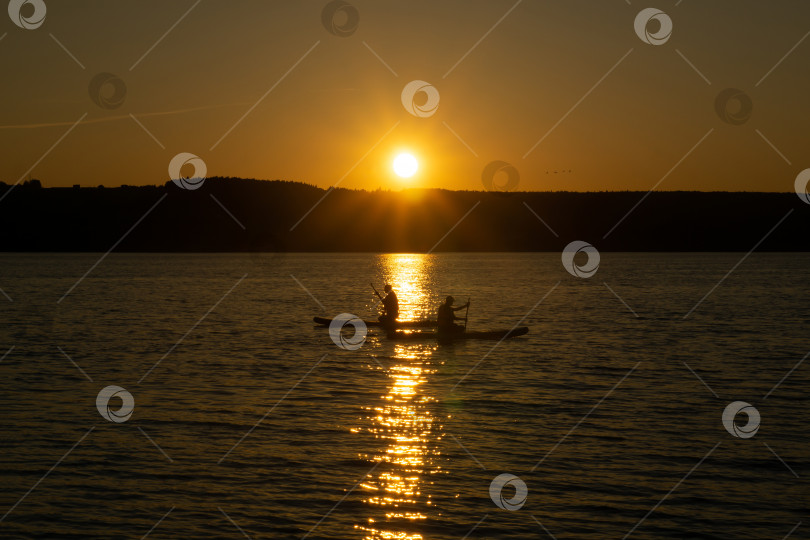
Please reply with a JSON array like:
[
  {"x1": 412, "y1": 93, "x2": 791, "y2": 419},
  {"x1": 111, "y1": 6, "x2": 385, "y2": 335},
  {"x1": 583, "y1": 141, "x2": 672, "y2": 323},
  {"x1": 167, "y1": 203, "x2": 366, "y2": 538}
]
[{"x1": 1, "y1": 178, "x2": 808, "y2": 252}]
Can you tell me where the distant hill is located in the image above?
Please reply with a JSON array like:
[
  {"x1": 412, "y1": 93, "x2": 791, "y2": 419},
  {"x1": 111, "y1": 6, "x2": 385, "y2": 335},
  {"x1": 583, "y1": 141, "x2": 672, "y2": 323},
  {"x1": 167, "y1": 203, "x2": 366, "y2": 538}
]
[{"x1": 0, "y1": 178, "x2": 807, "y2": 252}]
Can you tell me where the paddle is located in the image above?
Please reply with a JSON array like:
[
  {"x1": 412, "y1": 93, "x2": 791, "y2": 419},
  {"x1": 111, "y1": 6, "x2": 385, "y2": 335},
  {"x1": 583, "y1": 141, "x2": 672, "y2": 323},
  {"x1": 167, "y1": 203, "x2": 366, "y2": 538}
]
[
  {"x1": 463, "y1": 297, "x2": 470, "y2": 332},
  {"x1": 370, "y1": 282, "x2": 383, "y2": 301},
  {"x1": 371, "y1": 283, "x2": 387, "y2": 324}
]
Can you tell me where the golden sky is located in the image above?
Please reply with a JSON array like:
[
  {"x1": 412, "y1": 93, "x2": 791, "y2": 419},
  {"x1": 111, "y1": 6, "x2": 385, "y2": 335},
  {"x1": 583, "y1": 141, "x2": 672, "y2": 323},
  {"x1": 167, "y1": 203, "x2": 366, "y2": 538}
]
[{"x1": 2, "y1": 0, "x2": 809, "y2": 191}]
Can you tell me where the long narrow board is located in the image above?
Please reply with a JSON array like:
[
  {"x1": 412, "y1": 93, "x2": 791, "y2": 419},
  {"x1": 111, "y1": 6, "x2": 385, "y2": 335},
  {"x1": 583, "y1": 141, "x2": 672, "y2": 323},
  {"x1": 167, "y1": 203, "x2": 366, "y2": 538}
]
[
  {"x1": 389, "y1": 326, "x2": 529, "y2": 342},
  {"x1": 313, "y1": 316, "x2": 437, "y2": 328}
]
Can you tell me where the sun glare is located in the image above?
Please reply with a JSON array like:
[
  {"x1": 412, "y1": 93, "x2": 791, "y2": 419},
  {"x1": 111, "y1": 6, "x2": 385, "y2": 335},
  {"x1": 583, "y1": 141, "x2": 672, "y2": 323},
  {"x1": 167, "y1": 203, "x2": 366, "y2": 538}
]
[{"x1": 393, "y1": 153, "x2": 418, "y2": 178}]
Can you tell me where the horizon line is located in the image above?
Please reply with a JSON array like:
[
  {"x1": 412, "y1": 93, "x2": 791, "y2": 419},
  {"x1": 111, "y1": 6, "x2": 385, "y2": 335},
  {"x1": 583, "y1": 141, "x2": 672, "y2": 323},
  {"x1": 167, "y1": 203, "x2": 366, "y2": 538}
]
[{"x1": 1, "y1": 177, "x2": 800, "y2": 195}]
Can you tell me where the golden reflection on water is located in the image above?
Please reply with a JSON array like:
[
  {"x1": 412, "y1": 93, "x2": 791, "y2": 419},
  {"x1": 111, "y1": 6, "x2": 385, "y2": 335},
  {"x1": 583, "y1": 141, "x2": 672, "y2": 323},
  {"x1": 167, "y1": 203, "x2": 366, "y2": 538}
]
[
  {"x1": 355, "y1": 255, "x2": 442, "y2": 540},
  {"x1": 376, "y1": 254, "x2": 435, "y2": 322}
]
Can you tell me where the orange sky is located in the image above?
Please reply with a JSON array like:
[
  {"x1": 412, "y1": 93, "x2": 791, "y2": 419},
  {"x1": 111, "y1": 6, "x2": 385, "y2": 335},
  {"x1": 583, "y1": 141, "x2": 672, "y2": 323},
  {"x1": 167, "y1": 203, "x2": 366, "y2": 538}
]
[{"x1": 1, "y1": 0, "x2": 809, "y2": 191}]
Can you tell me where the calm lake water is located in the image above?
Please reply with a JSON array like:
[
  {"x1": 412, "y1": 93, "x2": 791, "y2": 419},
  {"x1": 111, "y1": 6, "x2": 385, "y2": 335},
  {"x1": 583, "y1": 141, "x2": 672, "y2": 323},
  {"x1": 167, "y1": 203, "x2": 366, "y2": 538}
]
[{"x1": 0, "y1": 253, "x2": 808, "y2": 539}]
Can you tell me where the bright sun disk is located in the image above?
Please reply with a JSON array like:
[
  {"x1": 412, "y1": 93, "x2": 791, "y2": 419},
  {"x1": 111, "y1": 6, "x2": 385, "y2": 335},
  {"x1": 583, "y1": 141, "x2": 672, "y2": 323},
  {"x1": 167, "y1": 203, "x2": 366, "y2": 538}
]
[{"x1": 393, "y1": 153, "x2": 418, "y2": 178}]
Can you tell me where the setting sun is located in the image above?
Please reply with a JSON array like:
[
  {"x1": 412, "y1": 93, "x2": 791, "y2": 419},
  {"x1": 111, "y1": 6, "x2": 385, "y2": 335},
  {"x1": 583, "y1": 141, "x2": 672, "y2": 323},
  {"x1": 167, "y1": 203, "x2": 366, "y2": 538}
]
[{"x1": 393, "y1": 153, "x2": 418, "y2": 178}]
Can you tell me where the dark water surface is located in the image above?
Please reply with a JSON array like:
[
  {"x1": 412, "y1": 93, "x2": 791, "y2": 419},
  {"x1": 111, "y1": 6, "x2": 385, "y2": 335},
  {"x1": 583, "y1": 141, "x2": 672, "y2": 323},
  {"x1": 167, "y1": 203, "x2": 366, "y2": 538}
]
[{"x1": 1, "y1": 253, "x2": 808, "y2": 539}]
